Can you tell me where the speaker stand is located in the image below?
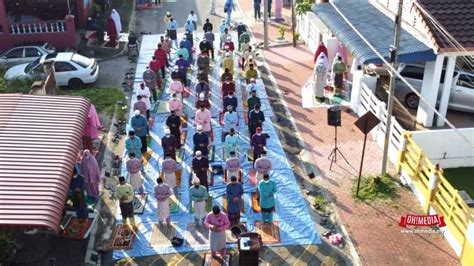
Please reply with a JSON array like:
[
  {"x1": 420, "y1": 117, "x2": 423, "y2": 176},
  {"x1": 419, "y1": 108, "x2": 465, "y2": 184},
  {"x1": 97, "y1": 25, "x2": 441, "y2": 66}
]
[{"x1": 328, "y1": 126, "x2": 350, "y2": 170}]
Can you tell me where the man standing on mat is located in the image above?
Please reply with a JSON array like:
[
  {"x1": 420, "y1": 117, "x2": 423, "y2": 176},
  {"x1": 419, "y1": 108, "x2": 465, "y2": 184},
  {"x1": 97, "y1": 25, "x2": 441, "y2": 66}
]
[
  {"x1": 131, "y1": 110, "x2": 148, "y2": 154},
  {"x1": 161, "y1": 153, "x2": 178, "y2": 195},
  {"x1": 193, "y1": 125, "x2": 210, "y2": 156},
  {"x1": 125, "y1": 131, "x2": 142, "y2": 157},
  {"x1": 161, "y1": 128, "x2": 179, "y2": 160},
  {"x1": 258, "y1": 174, "x2": 277, "y2": 224},
  {"x1": 126, "y1": 152, "x2": 144, "y2": 195},
  {"x1": 143, "y1": 66, "x2": 158, "y2": 102},
  {"x1": 248, "y1": 104, "x2": 265, "y2": 136},
  {"x1": 69, "y1": 168, "x2": 89, "y2": 222},
  {"x1": 192, "y1": 151, "x2": 210, "y2": 189},
  {"x1": 194, "y1": 104, "x2": 212, "y2": 137},
  {"x1": 205, "y1": 206, "x2": 230, "y2": 259},
  {"x1": 166, "y1": 110, "x2": 182, "y2": 148},
  {"x1": 154, "y1": 177, "x2": 172, "y2": 227},
  {"x1": 190, "y1": 177, "x2": 208, "y2": 225},
  {"x1": 115, "y1": 176, "x2": 137, "y2": 229},
  {"x1": 225, "y1": 129, "x2": 239, "y2": 158},
  {"x1": 226, "y1": 176, "x2": 244, "y2": 225},
  {"x1": 254, "y1": 150, "x2": 272, "y2": 183},
  {"x1": 225, "y1": 151, "x2": 240, "y2": 178},
  {"x1": 251, "y1": 127, "x2": 266, "y2": 163}
]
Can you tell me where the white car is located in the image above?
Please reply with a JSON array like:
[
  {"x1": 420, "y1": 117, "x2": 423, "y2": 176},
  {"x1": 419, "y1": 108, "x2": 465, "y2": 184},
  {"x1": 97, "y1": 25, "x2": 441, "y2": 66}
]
[
  {"x1": 4, "y1": 52, "x2": 99, "y2": 89},
  {"x1": 0, "y1": 43, "x2": 55, "y2": 68}
]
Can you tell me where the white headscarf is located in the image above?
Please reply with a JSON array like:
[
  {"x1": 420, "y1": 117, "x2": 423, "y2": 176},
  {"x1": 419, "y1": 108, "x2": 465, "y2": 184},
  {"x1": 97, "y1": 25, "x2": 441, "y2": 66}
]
[
  {"x1": 111, "y1": 9, "x2": 122, "y2": 33},
  {"x1": 315, "y1": 53, "x2": 329, "y2": 74}
]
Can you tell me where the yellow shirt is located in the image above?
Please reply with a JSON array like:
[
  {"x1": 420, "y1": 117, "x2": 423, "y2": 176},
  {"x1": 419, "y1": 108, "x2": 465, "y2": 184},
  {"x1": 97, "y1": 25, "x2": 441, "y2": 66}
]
[
  {"x1": 115, "y1": 183, "x2": 135, "y2": 203},
  {"x1": 246, "y1": 69, "x2": 258, "y2": 79},
  {"x1": 222, "y1": 58, "x2": 234, "y2": 75}
]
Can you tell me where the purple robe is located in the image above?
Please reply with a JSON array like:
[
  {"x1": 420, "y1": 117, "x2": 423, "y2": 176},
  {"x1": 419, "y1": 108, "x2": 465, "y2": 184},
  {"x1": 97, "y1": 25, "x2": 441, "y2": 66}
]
[
  {"x1": 162, "y1": 158, "x2": 177, "y2": 174},
  {"x1": 192, "y1": 156, "x2": 209, "y2": 188},
  {"x1": 251, "y1": 133, "x2": 267, "y2": 159},
  {"x1": 161, "y1": 135, "x2": 179, "y2": 159},
  {"x1": 80, "y1": 150, "x2": 101, "y2": 198},
  {"x1": 126, "y1": 158, "x2": 142, "y2": 173}
]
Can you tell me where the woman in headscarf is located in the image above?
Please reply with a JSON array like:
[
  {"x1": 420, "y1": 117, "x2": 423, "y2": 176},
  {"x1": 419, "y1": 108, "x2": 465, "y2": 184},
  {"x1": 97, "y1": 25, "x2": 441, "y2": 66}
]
[
  {"x1": 126, "y1": 152, "x2": 144, "y2": 195},
  {"x1": 313, "y1": 53, "x2": 329, "y2": 102},
  {"x1": 83, "y1": 104, "x2": 101, "y2": 151},
  {"x1": 80, "y1": 149, "x2": 101, "y2": 201},
  {"x1": 111, "y1": 9, "x2": 122, "y2": 33},
  {"x1": 106, "y1": 16, "x2": 118, "y2": 46},
  {"x1": 205, "y1": 206, "x2": 230, "y2": 259},
  {"x1": 313, "y1": 42, "x2": 328, "y2": 63}
]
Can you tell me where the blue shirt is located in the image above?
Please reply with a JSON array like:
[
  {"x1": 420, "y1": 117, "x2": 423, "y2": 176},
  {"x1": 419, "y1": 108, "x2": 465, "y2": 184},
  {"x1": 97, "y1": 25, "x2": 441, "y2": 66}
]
[
  {"x1": 184, "y1": 22, "x2": 194, "y2": 33},
  {"x1": 175, "y1": 59, "x2": 189, "y2": 74},
  {"x1": 226, "y1": 183, "x2": 244, "y2": 213},
  {"x1": 168, "y1": 20, "x2": 178, "y2": 30},
  {"x1": 176, "y1": 48, "x2": 189, "y2": 60},
  {"x1": 258, "y1": 180, "x2": 277, "y2": 208},
  {"x1": 131, "y1": 114, "x2": 148, "y2": 137},
  {"x1": 125, "y1": 137, "x2": 142, "y2": 155}
]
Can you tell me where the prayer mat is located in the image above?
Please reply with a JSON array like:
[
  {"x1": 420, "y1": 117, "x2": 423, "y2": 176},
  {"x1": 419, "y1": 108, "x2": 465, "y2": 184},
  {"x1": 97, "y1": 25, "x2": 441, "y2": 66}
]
[
  {"x1": 188, "y1": 170, "x2": 213, "y2": 186},
  {"x1": 142, "y1": 150, "x2": 153, "y2": 167},
  {"x1": 133, "y1": 193, "x2": 147, "y2": 214},
  {"x1": 169, "y1": 194, "x2": 180, "y2": 213},
  {"x1": 222, "y1": 147, "x2": 240, "y2": 161},
  {"x1": 248, "y1": 168, "x2": 257, "y2": 186},
  {"x1": 255, "y1": 221, "x2": 281, "y2": 244},
  {"x1": 183, "y1": 87, "x2": 191, "y2": 98},
  {"x1": 180, "y1": 131, "x2": 187, "y2": 146},
  {"x1": 147, "y1": 134, "x2": 152, "y2": 146},
  {"x1": 219, "y1": 112, "x2": 224, "y2": 125},
  {"x1": 185, "y1": 223, "x2": 210, "y2": 246},
  {"x1": 149, "y1": 223, "x2": 177, "y2": 247},
  {"x1": 209, "y1": 129, "x2": 214, "y2": 143},
  {"x1": 176, "y1": 148, "x2": 185, "y2": 163},
  {"x1": 189, "y1": 194, "x2": 213, "y2": 213},
  {"x1": 244, "y1": 111, "x2": 249, "y2": 125},
  {"x1": 246, "y1": 149, "x2": 254, "y2": 162},
  {"x1": 109, "y1": 224, "x2": 138, "y2": 250},
  {"x1": 154, "y1": 100, "x2": 169, "y2": 114},
  {"x1": 226, "y1": 223, "x2": 247, "y2": 243},
  {"x1": 222, "y1": 194, "x2": 245, "y2": 213},
  {"x1": 62, "y1": 217, "x2": 94, "y2": 240},
  {"x1": 223, "y1": 169, "x2": 243, "y2": 183},
  {"x1": 209, "y1": 145, "x2": 215, "y2": 163},
  {"x1": 251, "y1": 192, "x2": 261, "y2": 213},
  {"x1": 203, "y1": 252, "x2": 231, "y2": 266},
  {"x1": 242, "y1": 87, "x2": 248, "y2": 109},
  {"x1": 181, "y1": 115, "x2": 188, "y2": 128}
]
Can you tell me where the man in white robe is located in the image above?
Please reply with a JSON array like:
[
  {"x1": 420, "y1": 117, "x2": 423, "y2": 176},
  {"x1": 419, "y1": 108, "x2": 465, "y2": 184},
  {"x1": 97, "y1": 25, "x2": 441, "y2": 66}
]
[{"x1": 313, "y1": 53, "x2": 329, "y2": 102}]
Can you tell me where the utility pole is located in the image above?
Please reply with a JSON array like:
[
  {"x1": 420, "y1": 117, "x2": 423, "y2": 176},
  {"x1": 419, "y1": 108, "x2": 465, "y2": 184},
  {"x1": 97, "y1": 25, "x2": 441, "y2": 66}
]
[
  {"x1": 291, "y1": 0, "x2": 296, "y2": 47},
  {"x1": 381, "y1": 0, "x2": 404, "y2": 175},
  {"x1": 264, "y1": 0, "x2": 269, "y2": 48}
]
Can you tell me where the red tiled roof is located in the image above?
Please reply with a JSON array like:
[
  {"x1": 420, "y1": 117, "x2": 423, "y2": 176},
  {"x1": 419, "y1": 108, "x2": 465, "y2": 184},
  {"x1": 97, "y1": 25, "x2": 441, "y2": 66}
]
[
  {"x1": 0, "y1": 94, "x2": 90, "y2": 233},
  {"x1": 414, "y1": 0, "x2": 474, "y2": 52}
]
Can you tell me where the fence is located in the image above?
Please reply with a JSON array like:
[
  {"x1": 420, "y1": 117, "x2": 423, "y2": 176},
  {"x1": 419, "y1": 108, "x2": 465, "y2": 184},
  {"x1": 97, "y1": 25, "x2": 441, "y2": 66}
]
[{"x1": 397, "y1": 132, "x2": 474, "y2": 265}]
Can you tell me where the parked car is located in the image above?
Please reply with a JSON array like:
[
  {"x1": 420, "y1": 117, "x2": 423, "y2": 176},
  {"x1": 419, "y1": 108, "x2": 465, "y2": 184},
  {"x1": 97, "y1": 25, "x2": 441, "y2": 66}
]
[
  {"x1": 0, "y1": 43, "x2": 55, "y2": 68},
  {"x1": 4, "y1": 52, "x2": 99, "y2": 89},
  {"x1": 394, "y1": 64, "x2": 474, "y2": 113}
]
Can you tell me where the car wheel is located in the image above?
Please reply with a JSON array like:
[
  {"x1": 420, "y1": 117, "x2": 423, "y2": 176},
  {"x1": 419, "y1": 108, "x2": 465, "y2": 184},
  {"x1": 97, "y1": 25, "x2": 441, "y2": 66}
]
[
  {"x1": 405, "y1": 93, "x2": 420, "y2": 109},
  {"x1": 68, "y1": 78, "x2": 83, "y2": 89}
]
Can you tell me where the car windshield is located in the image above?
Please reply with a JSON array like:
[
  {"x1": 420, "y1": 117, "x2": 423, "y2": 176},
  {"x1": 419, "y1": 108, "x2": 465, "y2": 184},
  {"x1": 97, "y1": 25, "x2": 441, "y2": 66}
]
[
  {"x1": 71, "y1": 54, "x2": 92, "y2": 68},
  {"x1": 25, "y1": 57, "x2": 41, "y2": 73}
]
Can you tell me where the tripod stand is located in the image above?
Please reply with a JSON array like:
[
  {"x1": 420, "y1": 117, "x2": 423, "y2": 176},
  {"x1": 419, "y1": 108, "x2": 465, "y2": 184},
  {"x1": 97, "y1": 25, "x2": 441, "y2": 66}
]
[{"x1": 328, "y1": 126, "x2": 350, "y2": 170}]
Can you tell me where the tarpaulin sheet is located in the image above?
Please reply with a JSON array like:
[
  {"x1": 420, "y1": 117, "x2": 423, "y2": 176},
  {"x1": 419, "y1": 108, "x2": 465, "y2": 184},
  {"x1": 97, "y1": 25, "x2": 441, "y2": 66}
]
[{"x1": 113, "y1": 34, "x2": 320, "y2": 260}]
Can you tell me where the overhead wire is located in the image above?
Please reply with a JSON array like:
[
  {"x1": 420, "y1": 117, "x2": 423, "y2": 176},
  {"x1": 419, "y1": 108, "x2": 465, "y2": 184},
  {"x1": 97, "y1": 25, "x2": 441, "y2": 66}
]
[{"x1": 328, "y1": 0, "x2": 474, "y2": 149}]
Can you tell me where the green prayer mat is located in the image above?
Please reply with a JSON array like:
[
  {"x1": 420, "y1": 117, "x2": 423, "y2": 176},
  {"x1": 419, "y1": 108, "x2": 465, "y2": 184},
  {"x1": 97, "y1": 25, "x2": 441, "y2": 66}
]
[
  {"x1": 169, "y1": 194, "x2": 179, "y2": 213},
  {"x1": 189, "y1": 194, "x2": 213, "y2": 213},
  {"x1": 153, "y1": 100, "x2": 169, "y2": 114},
  {"x1": 208, "y1": 145, "x2": 215, "y2": 162},
  {"x1": 176, "y1": 148, "x2": 185, "y2": 163},
  {"x1": 247, "y1": 149, "x2": 254, "y2": 162}
]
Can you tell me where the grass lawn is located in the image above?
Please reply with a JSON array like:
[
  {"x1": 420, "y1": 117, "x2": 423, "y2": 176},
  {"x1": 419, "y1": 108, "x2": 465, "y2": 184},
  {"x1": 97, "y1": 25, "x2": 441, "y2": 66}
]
[
  {"x1": 444, "y1": 167, "x2": 474, "y2": 198},
  {"x1": 0, "y1": 69, "x2": 33, "y2": 94},
  {"x1": 110, "y1": 0, "x2": 134, "y2": 32}
]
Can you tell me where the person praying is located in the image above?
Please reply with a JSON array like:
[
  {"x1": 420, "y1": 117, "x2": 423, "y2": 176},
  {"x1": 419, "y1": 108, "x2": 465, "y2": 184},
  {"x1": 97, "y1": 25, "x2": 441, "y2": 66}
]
[
  {"x1": 137, "y1": 83, "x2": 151, "y2": 119},
  {"x1": 238, "y1": 27, "x2": 251, "y2": 51},
  {"x1": 205, "y1": 206, "x2": 230, "y2": 259},
  {"x1": 197, "y1": 50, "x2": 210, "y2": 74},
  {"x1": 204, "y1": 29, "x2": 215, "y2": 60},
  {"x1": 197, "y1": 66, "x2": 209, "y2": 83},
  {"x1": 223, "y1": 36, "x2": 235, "y2": 52},
  {"x1": 199, "y1": 37, "x2": 212, "y2": 58},
  {"x1": 179, "y1": 36, "x2": 193, "y2": 63},
  {"x1": 192, "y1": 151, "x2": 210, "y2": 189},
  {"x1": 223, "y1": 105, "x2": 238, "y2": 137},
  {"x1": 190, "y1": 177, "x2": 209, "y2": 226},
  {"x1": 246, "y1": 78, "x2": 256, "y2": 97},
  {"x1": 168, "y1": 93, "x2": 184, "y2": 116},
  {"x1": 161, "y1": 154, "x2": 178, "y2": 195},
  {"x1": 223, "y1": 91, "x2": 238, "y2": 111},
  {"x1": 80, "y1": 149, "x2": 101, "y2": 202},
  {"x1": 125, "y1": 131, "x2": 142, "y2": 156},
  {"x1": 247, "y1": 90, "x2": 261, "y2": 113},
  {"x1": 222, "y1": 76, "x2": 235, "y2": 98},
  {"x1": 251, "y1": 127, "x2": 266, "y2": 162},
  {"x1": 225, "y1": 150, "x2": 240, "y2": 178},
  {"x1": 154, "y1": 177, "x2": 172, "y2": 227},
  {"x1": 143, "y1": 66, "x2": 158, "y2": 102},
  {"x1": 193, "y1": 125, "x2": 210, "y2": 156},
  {"x1": 254, "y1": 150, "x2": 272, "y2": 183},
  {"x1": 248, "y1": 104, "x2": 265, "y2": 136},
  {"x1": 131, "y1": 110, "x2": 148, "y2": 154},
  {"x1": 225, "y1": 128, "x2": 239, "y2": 158},
  {"x1": 194, "y1": 104, "x2": 212, "y2": 136},
  {"x1": 175, "y1": 54, "x2": 190, "y2": 86},
  {"x1": 332, "y1": 56, "x2": 346, "y2": 94},
  {"x1": 220, "y1": 28, "x2": 231, "y2": 49},
  {"x1": 166, "y1": 110, "x2": 182, "y2": 148},
  {"x1": 161, "y1": 128, "x2": 179, "y2": 160},
  {"x1": 313, "y1": 53, "x2": 329, "y2": 102},
  {"x1": 154, "y1": 44, "x2": 168, "y2": 78},
  {"x1": 258, "y1": 174, "x2": 277, "y2": 223},
  {"x1": 195, "y1": 93, "x2": 211, "y2": 109},
  {"x1": 169, "y1": 78, "x2": 184, "y2": 100},
  {"x1": 245, "y1": 64, "x2": 258, "y2": 82},
  {"x1": 220, "y1": 68, "x2": 233, "y2": 82},
  {"x1": 133, "y1": 95, "x2": 147, "y2": 116},
  {"x1": 114, "y1": 176, "x2": 137, "y2": 229},
  {"x1": 226, "y1": 176, "x2": 244, "y2": 225},
  {"x1": 69, "y1": 168, "x2": 89, "y2": 222},
  {"x1": 195, "y1": 77, "x2": 210, "y2": 99},
  {"x1": 222, "y1": 52, "x2": 234, "y2": 76},
  {"x1": 126, "y1": 152, "x2": 144, "y2": 195}
]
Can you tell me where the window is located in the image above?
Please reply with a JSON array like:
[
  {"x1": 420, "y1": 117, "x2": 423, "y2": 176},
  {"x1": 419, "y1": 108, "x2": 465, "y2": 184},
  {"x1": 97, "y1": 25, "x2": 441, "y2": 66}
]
[
  {"x1": 457, "y1": 74, "x2": 474, "y2": 89},
  {"x1": 400, "y1": 65, "x2": 424, "y2": 80},
  {"x1": 71, "y1": 54, "x2": 92, "y2": 68},
  {"x1": 5, "y1": 48, "x2": 24, "y2": 59},
  {"x1": 54, "y1": 62, "x2": 76, "y2": 72},
  {"x1": 25, "y1": 48, "x2": 41, "y2": 57}
]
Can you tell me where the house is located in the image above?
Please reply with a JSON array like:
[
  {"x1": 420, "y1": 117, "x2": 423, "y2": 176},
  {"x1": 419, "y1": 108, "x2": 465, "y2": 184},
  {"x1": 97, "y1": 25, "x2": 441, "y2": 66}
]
[{"x1": 0, "y1": 0, "x2": 94, "y2": 51}]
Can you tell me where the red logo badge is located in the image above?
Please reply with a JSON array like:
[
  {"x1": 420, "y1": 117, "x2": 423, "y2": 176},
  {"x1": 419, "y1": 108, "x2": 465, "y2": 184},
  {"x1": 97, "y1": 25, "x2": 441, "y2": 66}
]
[{"x1": 399, "y1": 214, "x2": 446, "y2": 228}]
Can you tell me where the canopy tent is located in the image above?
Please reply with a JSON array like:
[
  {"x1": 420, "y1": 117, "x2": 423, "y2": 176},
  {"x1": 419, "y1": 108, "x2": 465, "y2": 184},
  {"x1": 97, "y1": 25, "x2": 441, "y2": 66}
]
[
  {"x1": 313, "y1": 0, "x2": 436, "y2": 65},
  {"x1": 0, "y1": 94, "x2": 90, "y2": 233}
]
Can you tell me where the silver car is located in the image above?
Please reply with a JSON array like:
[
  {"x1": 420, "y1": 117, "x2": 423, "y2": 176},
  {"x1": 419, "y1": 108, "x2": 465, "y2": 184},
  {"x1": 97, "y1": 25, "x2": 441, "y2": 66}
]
[
  {"x1": 394, "y1": 64, "x2": 474, "y2": 113},
  {"x1": 0, "y1": 43, "x2": 55, "y2": 68}
]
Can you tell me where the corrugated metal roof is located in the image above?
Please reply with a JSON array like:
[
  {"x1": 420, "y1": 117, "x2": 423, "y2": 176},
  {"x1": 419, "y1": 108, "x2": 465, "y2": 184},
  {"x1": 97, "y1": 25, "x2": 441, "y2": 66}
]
[
  {"x1": 0, "y1": 94, "x2": 90, "y2": 233},
  {"x1": 313, "y1": 0, "x2": 437, "y2": 64}
]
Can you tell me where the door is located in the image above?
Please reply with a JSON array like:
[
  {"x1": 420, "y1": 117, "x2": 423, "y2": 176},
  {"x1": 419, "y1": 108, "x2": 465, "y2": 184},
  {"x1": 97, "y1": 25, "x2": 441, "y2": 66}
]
[
  {"x1": 2, "y1": 48, "x2": 25, "y2": 67},
  {"x1": 54, "y1": 62, "x2": 77, "y2": 85},
  {"x1": 450, "y1": 73, "x2": 474, "y2": 112},
  {"x1": 24, "y1": 48, "x2": 43, "y2": 63}
]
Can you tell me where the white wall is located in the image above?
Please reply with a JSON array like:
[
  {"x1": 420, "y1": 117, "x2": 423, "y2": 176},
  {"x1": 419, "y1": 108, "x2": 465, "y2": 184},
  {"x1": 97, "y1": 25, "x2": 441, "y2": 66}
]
[{"x1": 411, "y1": 128, "x2": 474, "y2": 168}]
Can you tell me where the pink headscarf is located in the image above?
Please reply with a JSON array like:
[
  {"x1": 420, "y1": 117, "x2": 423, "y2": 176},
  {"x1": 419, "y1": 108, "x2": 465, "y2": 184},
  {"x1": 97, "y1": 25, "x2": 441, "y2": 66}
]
[
  {"x1": 84, "y1": 105, "x2": 101, "y2": 139},
  {"x1": 80, "y1": 149, "x2": 101, "y2": 184}
]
